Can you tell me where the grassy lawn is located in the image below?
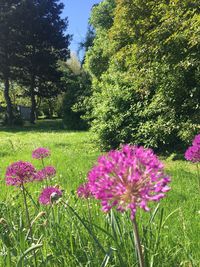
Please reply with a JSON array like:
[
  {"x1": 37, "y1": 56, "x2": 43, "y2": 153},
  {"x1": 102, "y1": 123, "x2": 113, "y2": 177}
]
[
  {"x1": 0, "y1": 120, "x2": 99, "y2": 200},
  {"x1": 0, "y1": 120, "x2": 199, "y2": 266}
]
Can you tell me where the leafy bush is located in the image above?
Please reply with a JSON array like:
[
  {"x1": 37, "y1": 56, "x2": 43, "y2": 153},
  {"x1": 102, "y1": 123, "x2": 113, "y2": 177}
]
[{"x1": 84, "y1": 0, "x2": 200, "y2": 151}]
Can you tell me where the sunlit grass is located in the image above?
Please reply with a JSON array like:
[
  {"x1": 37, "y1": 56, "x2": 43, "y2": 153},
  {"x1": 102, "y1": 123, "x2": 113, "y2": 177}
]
[{"x1": 0, "y1": 120, "x2": 199, "y2": 266}]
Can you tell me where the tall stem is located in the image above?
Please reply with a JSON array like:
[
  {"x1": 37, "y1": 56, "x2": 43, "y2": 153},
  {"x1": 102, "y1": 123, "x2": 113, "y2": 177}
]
[
  {"x1": 197, "y1": 164, "x2": 200, "y2": 190},
  {"x1": 41, "y1": 158, "x2": 45, "y2": 169},
  {"x1": 132, "y1": 218, "x2": 145, "y2": 267},
  {"x1": 87, "y1": 199, "x2": 92, "y2": 225},
  {"x1": 21, "y1": 185, "x2": 37, "y2": 267},
  {"x1": 41, "y1": 158, "x2": 48, "y2": 186},
  {"x1": 23, "y1": 186, "x2": 39, "y2": 210}
]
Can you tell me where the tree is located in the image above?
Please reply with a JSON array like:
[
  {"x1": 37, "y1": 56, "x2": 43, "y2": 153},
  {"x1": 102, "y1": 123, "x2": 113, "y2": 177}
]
[
  {"x1": 84, "y1": 0, "x2": 200, "y2": 150},
  {"x1": 79, "y1": 25, "x2": 95, "y2": 64},
  {"x1": 67, "y1": 52, "x2": 81, "y2": 75},
  {"x1": 60, "y1": 56, "x2": 91, "y2": 130},
  {"x1": 0, "y1": 0, "x2": 23, "y2": 125},
  {"x1": 19, "y1": 0, "x2": 71, "y2": 123},
  {"x1": 84, "y1": 0, "x2": 116, "y2": 80}
]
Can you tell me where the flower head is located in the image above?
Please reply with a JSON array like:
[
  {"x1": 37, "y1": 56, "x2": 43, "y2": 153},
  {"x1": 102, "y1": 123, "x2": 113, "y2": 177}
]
[
  {"x1": 192, "y1": 134, "x2": 200, "y2": 147},
  {"x1": 185, "y1": 133, "x2": 200, "y2": 163},
  {"x1": 36, "y1": 166, "x2": 56, "y2": 181},
  {"x1": 77, "y1": 182, "x2": 91, "y2": 198},
  {"x1": 5, "y1": 161, "x2": 36, "y2": 186},
  {"x1": 79, "y1": 145, "x2": 170, "y2": 220},
  {"x1": 39, "y1": 186, "x2": 62, "y2": 205},
  {"x1": 32, "y1": 147, "x2": 50, "y2": 160}
]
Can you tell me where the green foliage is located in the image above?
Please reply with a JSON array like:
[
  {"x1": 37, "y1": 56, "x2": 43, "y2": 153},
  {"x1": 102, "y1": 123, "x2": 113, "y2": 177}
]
[
  {"x1": 60, "y1": 59, "x2": 91, "y2": 130},
  {"x1": 84, "y1": 0, "x2": 200, "y2": 150},
  {"x1": 79, "y1": 25, "x2": 95, "y2": 64}
]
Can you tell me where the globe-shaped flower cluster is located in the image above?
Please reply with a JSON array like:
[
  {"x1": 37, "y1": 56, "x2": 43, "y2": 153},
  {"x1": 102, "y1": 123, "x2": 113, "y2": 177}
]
[
  {"x1": 185, "y1": 134, "x2": 200, "y2": 163},
  {"x1": 39, "y1": 187, "x2": 63, "y2": 205},
  {"x1": 77, "y1": 145, "x2": 171, "y2": 219},
  {"x1": 5, "y1": 161, "x2": 37, "y2": 186},
  {"x1": 32, "y1": 147, "x2": 51, "y2": 159},
  {"x1": 36, "y1": 166, "x2": 56, "y2": 181}
]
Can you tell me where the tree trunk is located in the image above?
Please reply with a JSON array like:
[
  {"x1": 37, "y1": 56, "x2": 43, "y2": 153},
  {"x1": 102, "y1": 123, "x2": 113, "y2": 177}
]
[
  {"x1": 3, "y1": 74, "x2": 13, "y2": 125},
  {"x1": 30, "y1": 75, "x2": 36, "y2": 124},
  {"x1": 48, "y1": 100, "x2": 53, "y2": 119}
]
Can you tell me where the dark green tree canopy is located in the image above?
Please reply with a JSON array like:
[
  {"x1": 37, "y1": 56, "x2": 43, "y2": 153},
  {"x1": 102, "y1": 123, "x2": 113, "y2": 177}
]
[{"x1": 0, "y1": 0, "x2": 71, "y2": 124}]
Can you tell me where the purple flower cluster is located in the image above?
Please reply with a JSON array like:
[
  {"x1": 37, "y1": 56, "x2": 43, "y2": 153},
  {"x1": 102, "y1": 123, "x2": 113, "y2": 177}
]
[
  {"x1": 32, "y1": 147, "x2": 50, "y2": 160},
  {"x1": 36, "y1": 166, "x2": 56, "y2": 181},
  {"x1": 77, "y1": 145, "x2": 170, "y2": 220},
  {"x1": 185, "y1": 134, "x2": 200, "y2": 163},
  {"x1": 5, "y1": 161, "x2": 36, "y2": 186},
  {"x1": 5, "y1": 148, "x2": 63, "y2": 207},
  {"x1": 77, "y1": 183, "x2": 91, "y2": 198},
  {"x1": 39, "y1": 186, "x2": 63, "y2": 205},
  {"x1": 5, "y1": 148, "x2": 57, "y2": 191}
]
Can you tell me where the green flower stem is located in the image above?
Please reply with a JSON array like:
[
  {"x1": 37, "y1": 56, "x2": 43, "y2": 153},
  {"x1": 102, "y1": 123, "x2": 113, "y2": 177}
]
[
  {"x1": 41, "y1": 158, "x2": 48, "y2": 186},
  {"x1": 132, "y1": 218, "x2": 145, "y2": 267},
  {"x1": 21, "y1": 184, "x2": 37, "y2": 267},
  {"x1": 23, "y1": 186, "x2": 39, "y2": 210},
  {"x1": 197, "y1": 164, "x2": 200, "y2": 190},
  {"x1": 87, "y1": 199, "x2": 93, "y2": 228}
]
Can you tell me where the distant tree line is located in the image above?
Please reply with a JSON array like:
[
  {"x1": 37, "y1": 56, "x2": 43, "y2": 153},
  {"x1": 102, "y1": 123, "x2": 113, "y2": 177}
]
[
  {"x1": 82, "y1": 0, "x2": 200, "y2": 151},
  {"x1": 0, "y1": 0, "x2": 71, "y2": 124}
]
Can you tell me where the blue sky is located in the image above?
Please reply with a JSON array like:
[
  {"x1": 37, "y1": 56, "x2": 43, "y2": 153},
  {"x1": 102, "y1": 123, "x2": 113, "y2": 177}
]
[{"x1": 62, "y1": 0, "x2": 101, "y2": 56}]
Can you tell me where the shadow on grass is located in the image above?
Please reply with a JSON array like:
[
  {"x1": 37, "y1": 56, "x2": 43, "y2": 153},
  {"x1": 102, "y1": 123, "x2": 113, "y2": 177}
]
[
  {"x1": 0, "y1": 151, "x2": 11, "y2": 157},
  {"x1": 159, "y1": 150, "x2": 186, "y2": 161},
  {"x1": 0, "y1": 119, "x2": 86, "y2": 133}
]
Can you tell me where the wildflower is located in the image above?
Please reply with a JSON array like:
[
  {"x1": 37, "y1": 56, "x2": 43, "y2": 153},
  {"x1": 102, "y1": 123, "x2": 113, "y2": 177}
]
[
  {"x1": 77, "y1": 182, "x2": 91, "y2": 198},
  {"x1": 79, "y1": 145, "x2": 170, "y2": 220},
  {"x1": 5, "y1": 161, "x2": 36, "y2": 186},
  {"x1": 39, "y1": 186, "x2": 62, "y2": 205},
  {"x1": 32, "y1": 147, "x2": 50, "y2": 160},
  {"x1": 192, "y1": 134, "x2": 200, "y2": 147},
  {"x1": 185, "y1": 146, "x2": 200, "y2": 163},
  {"x1": 36, "y1": 166, "x2": 56, "y2": 181},
  {"x1": 185, "y1": 133, "x2": 200, "y2": 163}
]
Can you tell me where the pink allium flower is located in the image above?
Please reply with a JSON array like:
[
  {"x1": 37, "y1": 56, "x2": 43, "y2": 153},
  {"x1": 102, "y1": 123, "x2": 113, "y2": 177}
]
[
  {"x1": 5, "y1": 161, "x2": 37, "y2": 186},
  {"x1": 79, "y1": 145, "x2": 170, "y2": 220},
  {"x1": 32, "y1": 147, "x2": 50, "y2": 159},
  {"x1": 36, "y1": 166, "x2": 56, "y2": 181},
  {"x1": 185, "y1": 133, "x2": 200, "y2": 163},
  {"x1": 77, "y1": 183, "x2": 91, "y2": 198},
  {"x1": 192, "y1": 134, "x2": 200, "y2": 147},
  {"x1": 39, "y1": 186, "x2": 62, "y2": 205}
]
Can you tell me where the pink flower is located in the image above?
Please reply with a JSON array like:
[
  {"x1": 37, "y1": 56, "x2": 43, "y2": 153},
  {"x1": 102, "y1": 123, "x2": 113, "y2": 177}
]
[
  {"x1": 185, "y1": 133, "x2": 200, "y2": 163},
  {"x1": 32, "y1": 147, "x2": 50, "y2": 159},
  {"x1": 77, "y1": 183, "x2": 91, "y2": 198},
  {"x1": 36, "y1": 166, "x2": 56, "y2": 181},
  {"x1": 5, "y1": 161, "x2": 37, "y2": 186},
  {"x1": 39, "y1": 186, "x2": 62, "y2": 205},
  {"x1": 192, "y1": 134, "x2": 200, "y2": 147},
  {"x1": 78, "y1": 145, "x2": 171, "y2": 220}
]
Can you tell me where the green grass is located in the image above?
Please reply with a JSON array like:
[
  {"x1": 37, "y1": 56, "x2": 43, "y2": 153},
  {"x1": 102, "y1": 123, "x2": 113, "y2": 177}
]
[{"x1": 0, "y1": 120, "x2": 199, "y2": 267}]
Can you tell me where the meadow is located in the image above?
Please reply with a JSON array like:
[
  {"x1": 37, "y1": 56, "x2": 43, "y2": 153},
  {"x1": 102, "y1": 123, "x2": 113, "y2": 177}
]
[{"x1": 0, "y1": 120, "x2": 199, "y2": 267}]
